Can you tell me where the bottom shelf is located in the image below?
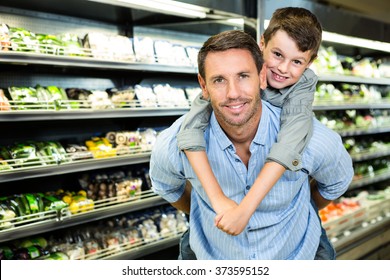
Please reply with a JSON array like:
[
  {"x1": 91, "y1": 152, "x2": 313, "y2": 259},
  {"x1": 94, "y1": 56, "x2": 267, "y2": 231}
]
[
  {"x1": 334, "y1": 215, "x2": 390, "y2": 259},
  {"x1": 105, "y1": 233, "x2": 181, "y2": 260}
]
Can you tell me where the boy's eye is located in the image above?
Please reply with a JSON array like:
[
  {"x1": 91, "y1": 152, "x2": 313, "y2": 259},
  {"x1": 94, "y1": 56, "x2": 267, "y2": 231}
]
[
  {"x1": 273, "y1": 51, "x2": 282, "y2": 57},
  {"x1": 293, "y1": 60, "x2": 303, "y2": 65}
]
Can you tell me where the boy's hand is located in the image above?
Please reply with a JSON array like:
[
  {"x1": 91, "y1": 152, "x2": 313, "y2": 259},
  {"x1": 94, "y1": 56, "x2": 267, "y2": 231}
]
[
  {"x1": 215, "y1": 205, "x2": 251, "y2": 236},
  {"x1": 212, "y1": 195, "x2": 237, "y2": 216}
]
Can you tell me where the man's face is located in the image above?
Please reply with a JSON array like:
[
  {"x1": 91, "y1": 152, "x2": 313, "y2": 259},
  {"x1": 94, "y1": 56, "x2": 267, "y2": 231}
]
[
  {"x1": 260, "y1": 30, "x2": 313, "y2": 89},
  {"x1": 198, "y1": 48, "x2": 265, "y2": 128}
]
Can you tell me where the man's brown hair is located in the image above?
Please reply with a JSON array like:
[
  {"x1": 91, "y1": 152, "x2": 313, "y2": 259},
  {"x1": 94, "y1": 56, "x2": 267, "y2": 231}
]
[{"x1": 197, "y1": 30, "x2": 264, "y2": 79}]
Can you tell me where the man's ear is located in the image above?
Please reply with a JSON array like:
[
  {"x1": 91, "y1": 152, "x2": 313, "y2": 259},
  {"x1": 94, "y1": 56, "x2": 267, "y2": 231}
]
[
  {"x1": 198, "y1": 74, "x2": 209, "y2": 99},
  {"x1": 260, "y1": 64, "x2": 267, "y2": 90}
]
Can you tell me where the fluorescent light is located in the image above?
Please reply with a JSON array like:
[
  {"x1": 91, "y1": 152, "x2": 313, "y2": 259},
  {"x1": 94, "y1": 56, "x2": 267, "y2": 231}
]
[
  {"x1": 322, "y1": 31, "x2": 390, "y2": 53},
  {"x1": 226, "y1": 18, "x2": 245, "y2": 25},
  {"x1": 90, "y1": 0, "x2": 207, "y2": 18},
  {"x1": 263, "y1": 19, "x2": 270, "y2": 29}
]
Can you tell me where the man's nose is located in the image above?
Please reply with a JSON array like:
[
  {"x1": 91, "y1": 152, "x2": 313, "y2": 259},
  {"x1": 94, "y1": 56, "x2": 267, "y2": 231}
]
[{"x1": 226, "y1": 80, "x2": 240, "y2": 99}]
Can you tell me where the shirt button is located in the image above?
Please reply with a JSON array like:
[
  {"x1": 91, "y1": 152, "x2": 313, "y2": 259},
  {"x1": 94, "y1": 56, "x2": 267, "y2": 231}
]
[
  {"x1": 246, "y1": 185, "x2": 250, "y2": 190},
  {"x1": 292, "y1": 159, "x2": 299, "y2": 166},
  {"x1": 235, "y1": 159, "x2": 240, "y2": 162}
]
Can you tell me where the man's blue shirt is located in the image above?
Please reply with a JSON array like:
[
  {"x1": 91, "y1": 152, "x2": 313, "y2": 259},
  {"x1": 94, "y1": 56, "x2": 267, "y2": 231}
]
[{"x1": 150, "y1": 100, "x2": 353, "y2": 259}]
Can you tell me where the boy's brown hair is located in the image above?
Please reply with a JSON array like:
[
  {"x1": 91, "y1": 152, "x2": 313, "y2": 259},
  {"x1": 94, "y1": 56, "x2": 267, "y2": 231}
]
[{"x1": 263, "y1": 7, "x2": 322, "y2": 62}]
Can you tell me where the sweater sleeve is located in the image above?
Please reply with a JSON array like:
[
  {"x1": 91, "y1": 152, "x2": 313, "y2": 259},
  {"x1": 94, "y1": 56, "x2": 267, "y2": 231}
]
[
  {"x1": 176, "y1": 93, "x2": 212, "y2": 151},
  {"x1": 266, "y1": 69, "x2": 317, "y2": 171}
]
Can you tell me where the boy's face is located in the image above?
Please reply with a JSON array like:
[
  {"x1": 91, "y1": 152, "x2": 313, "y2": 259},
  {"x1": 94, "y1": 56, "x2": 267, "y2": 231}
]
[
  {"x1": 260, "y1": 30, "x2": 313, "y2": 90},
  {"x1": 198, "y1": 48, "x2": 266, "y2": 128}
]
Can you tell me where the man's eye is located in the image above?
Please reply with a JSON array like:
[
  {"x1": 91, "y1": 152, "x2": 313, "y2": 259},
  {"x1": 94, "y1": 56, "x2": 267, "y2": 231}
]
[
  {"x1": 214, "y1": 78, "x2": 224, "y2": 83},
  {"x1": 240, "y1": 74, "x2": 249, "y2": 79}
]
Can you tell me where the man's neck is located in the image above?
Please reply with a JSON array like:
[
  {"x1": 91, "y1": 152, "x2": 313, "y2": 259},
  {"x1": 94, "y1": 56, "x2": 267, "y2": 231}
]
[{"x1": 221, "y1": 109, "x2": 262, "y2": 167}]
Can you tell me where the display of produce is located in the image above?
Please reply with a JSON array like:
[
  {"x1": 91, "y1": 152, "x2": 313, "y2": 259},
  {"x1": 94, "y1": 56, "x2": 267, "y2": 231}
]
[
  {"x1": 343, "y1": 136, "x2": 390, "y2": 157},
  {"x1": 0, "y1": 205, "x2": 188, "y2": 260},
  {"x1": 1, "y1": 22, "x2": 201, "y2": 69},
  {"x1": 314, "y1": 82, "x2": 388, "y2": 104},
  {"x1": 106, "y1": 86, "x2": 136, "y2": 108},
  {"x1": 154, "y1": 40, "x2": 191, "y2": 66},
  {"x1": 0, "y1": 164, "x2": 152, "y2": 232},
  {"x1": 78, "y1": 170, "x2": 143, "y2": 201},
  {"x1": 311, "y1": 45, "x2": 389, "y2": 78},
  {"x1": 83, "y1": 32, "x2": 135, "y2": 61},
  {"x1": 0, "y1": 82, "x2": 198, "y2": 111},
  {"x1": 320, "y1": 187, "x2": 390, "y2": 239},
  {"x1": 0, "y1": 128, "x2": 157, "y2": 173},
  {"x1": 315, "y1": 109, "x2": 390, "y2": 132}
]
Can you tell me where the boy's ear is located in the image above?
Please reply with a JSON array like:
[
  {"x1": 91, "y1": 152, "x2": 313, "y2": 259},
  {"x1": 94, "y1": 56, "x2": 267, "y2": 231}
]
[
  {"x1": 306, "y1": 54, "x2": 317, "y2": 68},
  {"x1": 259, "y1": 35, "x2": 265, "y2": 51},
  {"x1": 198, "y1": 74, "x2": 209, "y2": 99},
  {"x1": 260, "y1": 64, "x2": 267, "y2": 90}
]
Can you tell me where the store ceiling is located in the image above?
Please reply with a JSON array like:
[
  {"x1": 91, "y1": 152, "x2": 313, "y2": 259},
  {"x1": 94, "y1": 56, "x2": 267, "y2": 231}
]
[{"x1": 320, "y1": 0, "x2": 390, "y2": 25}]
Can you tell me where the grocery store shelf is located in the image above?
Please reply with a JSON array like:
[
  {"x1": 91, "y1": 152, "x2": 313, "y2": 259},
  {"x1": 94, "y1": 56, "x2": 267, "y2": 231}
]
[
  {"x1": 350, "y1": 170, "x2": 390, "y2": 190},
  {"x1": 319, "y1": 74, "x2": 390, "y2": 85},
  {"x1": 334, "y1": 215, "x2": 390, "y2": 259},
  {"x1": 0, "y1": 152, "x2": 151, "y2": 183},
  {"x1": 337, "y1": 126, "x2": 390, "y2": 137},
  {"x1": 314, "y1": 101, "x2": 390, "y2": 111},
  {"x1": 0, "y1": 52, "x2": 198, "y2": 74},
  {"x1": 0, "y1": 107, "x2": 189, "y2": 121},
  {"x1": 0, "y1": 191, "x2": 167, "y2": 243},
  {"x1": 350, "y1": 148, "x2": 390, "y2": 162},
  {"x1": 103, "y1": 234, "x2": 181, "y2": 260}
]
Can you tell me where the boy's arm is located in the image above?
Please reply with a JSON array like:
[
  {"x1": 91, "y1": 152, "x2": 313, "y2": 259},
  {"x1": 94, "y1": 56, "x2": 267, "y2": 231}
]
[
  {"x1": 177, "y1": 93, "x2": 212, "y2": 151},
  {"x1": 185, "y1": 152, "x2": 237, "y2": 214},
  {"x1": 266, "y1": 69, "x2": 317, "y2": 171},
  {"x1": 177, "y1": 93, "x2": 236, "y2": 214}
]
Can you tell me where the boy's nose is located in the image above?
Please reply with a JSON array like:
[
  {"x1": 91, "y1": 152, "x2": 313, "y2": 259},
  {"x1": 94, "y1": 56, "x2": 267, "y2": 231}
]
[{"x1": 277, "y1": 60, "x2": 289, "y2": 73}]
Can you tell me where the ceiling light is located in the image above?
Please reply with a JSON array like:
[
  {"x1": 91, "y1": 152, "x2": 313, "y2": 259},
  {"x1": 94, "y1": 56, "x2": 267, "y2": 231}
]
[
  {"x1": 89, "y1": 0, "x2": 207, "y2": 18},
  {"x1": 322, "y1": 31, "x2": 390, "y2": 53}
]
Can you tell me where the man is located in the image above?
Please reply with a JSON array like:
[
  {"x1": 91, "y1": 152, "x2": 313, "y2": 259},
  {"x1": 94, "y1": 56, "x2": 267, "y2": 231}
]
[{"x1": 150, "y1": 30, "x2": 353, "y2": 259}]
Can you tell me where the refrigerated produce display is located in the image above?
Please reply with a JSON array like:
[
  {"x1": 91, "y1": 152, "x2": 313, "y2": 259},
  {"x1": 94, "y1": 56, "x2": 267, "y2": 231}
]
[
  {"x1": 1, "y1": 0, "x2": 389, "y2": 260},
  {"x1": 311, "y1": 37, "x2": 390, "y2": 260}
]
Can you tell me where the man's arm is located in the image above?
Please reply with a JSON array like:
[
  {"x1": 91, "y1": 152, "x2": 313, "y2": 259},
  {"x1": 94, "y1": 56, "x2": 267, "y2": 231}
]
[
  {"x1": 171, "y1": 181, "x2": 192, "y2": 214},
  {"x1": 310, "y1": 178, "x2": 332, "y2": 210},
  {"x1": 308, "y1": 120, "x2": 354, "y2": 203}
]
